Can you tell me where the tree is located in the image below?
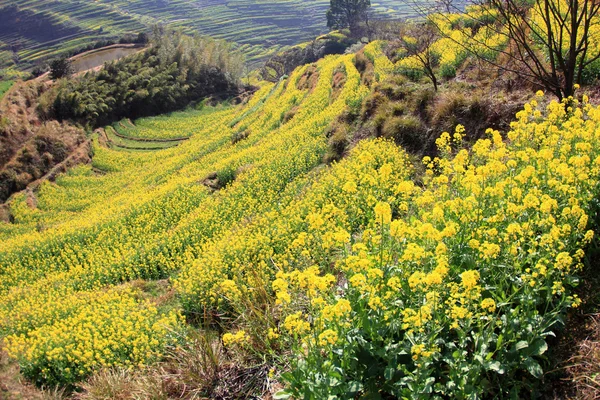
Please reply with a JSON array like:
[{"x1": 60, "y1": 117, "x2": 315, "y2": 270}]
[
  {"x1": 487, "y1": 0, "x2": 600, "y2": 99},
  {"x1": 327, "y1": 0, "x2": 371, "y2": 37},
  {"x1": 429, "y1": 0, "x2": 600, "y2": 100},
  {"x1": 49, "y1": 57, "x2": 73, "y2": 80},
  {"x1": 398, "y1": 22, "x2": 441, "y2": 91},
  {"x1": 135, "y1": 32, "x2": 150, "y2": 44}
]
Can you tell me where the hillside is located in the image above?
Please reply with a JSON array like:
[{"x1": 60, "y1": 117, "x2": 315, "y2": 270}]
[
  {"x1": 0, "y1": 26, "x2": 598, "y2": 397},
  {"x1": 0, "y1": 81, "x2": 88, "y2": 204},
  {"x1": 0, "y1": 0, "x2": 420, "y2": 73},
  {"x1": 3, "y1": 0, "x2": 600, "y2": 396}
]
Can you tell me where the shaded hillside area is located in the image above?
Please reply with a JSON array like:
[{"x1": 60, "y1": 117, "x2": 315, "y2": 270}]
[
  {"x1": 0, "y1": 81, "x2": 87, "y2": 204},
  {"x1": 320, "y1": 42, "x2": 532, "y2": 163}
]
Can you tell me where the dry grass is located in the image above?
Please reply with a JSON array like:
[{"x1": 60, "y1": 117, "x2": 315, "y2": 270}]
[
  {"x1": 545, "y1": 209, "x2": 600, "y2": 399},
  {"x1": 0, "y1": 346, "x2": 45, "y2": 400},
  {"x1": 565, "y1": 315, "x2": 600, "y2": 399},
  {"x1": 75, "y1": 329, "x2": 272, "y2": 400}
]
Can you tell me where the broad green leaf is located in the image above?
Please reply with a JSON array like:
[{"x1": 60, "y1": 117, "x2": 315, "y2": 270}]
[{"x1": 515, "y1": 341, "x2": 529, "y2": 351}]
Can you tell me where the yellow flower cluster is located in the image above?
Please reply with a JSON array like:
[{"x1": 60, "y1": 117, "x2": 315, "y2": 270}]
[
  {"x1": 362, "y1": 40, "x2": 395, "y2": 82},
  {"x1": 278, "y1": 95, "x2": 600, "y2": 397},
  {"x1": 222, "y1": 330, "x2": 248, "y2": 347},
  {"x1": 4, "y1": 288, "x2": 180, "y2": 385}
]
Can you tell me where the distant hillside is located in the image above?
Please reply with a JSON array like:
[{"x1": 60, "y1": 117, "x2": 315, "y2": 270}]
[{"x1": 0, "y1": 0, "x2": 424, "y2": 72}]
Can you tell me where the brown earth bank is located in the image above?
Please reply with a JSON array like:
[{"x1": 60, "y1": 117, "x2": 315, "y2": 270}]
[
  {"x1": 0, "y1": 80, "x2": 87, "y2": 203},
  {"x1": 0, "y1": 348, "x2": 44, "y2": 400}
]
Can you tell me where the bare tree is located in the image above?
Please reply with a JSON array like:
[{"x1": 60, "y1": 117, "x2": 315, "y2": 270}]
[
  {"x1": 398, "y1": 22, "x2": 441, "y2": 91},
  {"x1": 424, "y1": 0, "x2": 600, "y2": 99}
]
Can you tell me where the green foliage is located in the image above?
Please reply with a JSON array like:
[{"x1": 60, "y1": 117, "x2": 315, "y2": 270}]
[
  {"x1": 0, "y1": 80, "x2": 13, "y2": 100},
  {"x1": 216, "y1": 165, "x2": 237, "y2": 188},
  {"x1": 51, "y1": 30, "x2": 244, "y2": 127},
  {"x1": 327, "y1": 0, "x2": 372, "y2": 36},
  {"x1": 49, "y1": 57, "x2": 73, "y2": 80},
  {"x1": 278, "y1": 98, "x2": 599, "y2": 398}
]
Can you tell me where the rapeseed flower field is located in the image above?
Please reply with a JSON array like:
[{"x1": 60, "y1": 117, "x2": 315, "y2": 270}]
[{"x1": 1, "y1": 29, "x2": 599, "y2": 398}]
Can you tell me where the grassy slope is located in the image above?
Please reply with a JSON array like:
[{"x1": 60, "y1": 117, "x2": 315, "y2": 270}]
[{"x1": 0, "y1": 80, "x2": 13, "y2": 100}]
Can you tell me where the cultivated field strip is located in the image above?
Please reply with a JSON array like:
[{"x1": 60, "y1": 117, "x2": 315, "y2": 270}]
[{"x1": 0, "y1": 0, "x2": 427, "y2": 69}]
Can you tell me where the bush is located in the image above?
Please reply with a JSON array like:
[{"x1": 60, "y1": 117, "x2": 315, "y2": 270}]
[
  {"x1": 49, "y1": 57, "x2": 73, "y2": 80},
  {"x1": 398, "y1": 66, "x2": 424, "y2": 82},
  {"x1": 231, "y1": 129, "x2": 250, "y2": 144},
  {"x1": 216, "y1": 165, "x2": 237, "y2": 188},
  {"x1": 360, "y1": 91, "x2": 387, "y2": 121},
  {"x1": 429, "y1": 90, "x2": 490, "y2": 140},
  {"x1": 324, "y1": 122, "x2": 350, "y2": 163},
  {"x1": 381, "y1": 115, "x2": 425, "y2": 152},
  {"x1": 440, "y1": 63, "x2": 457, "y2": 79}
]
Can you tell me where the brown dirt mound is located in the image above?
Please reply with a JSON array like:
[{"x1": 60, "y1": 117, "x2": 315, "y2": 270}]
[{"x1": 296, "y1": 65, "x2": 320, "y2": 92}]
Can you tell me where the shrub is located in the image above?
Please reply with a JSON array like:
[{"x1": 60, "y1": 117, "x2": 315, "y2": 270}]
[
  {"x1": 216, "y1": 165, "x2": 237, "y2": 188},
  {"x1": 325, "y1": 122, "x2": 350, "y2": 163},
  {"x1": 231, "y1": 129, "x2": 250, "y2": 144},
  {"x1": 381, "y1": 115, "x2": 425, "y2": 152},
  {"x1": 360, "y1": 91, "x2": 387, "y2": 121},
  {"x1": 440, "y1": 63, "x2": 457, "y2": 78},
  {"x1": 354, "y1": 51, "x2": 369, "y2": 73},
  {"x1": 49, "y1": 57, "x2": 73, "y2": 80}
]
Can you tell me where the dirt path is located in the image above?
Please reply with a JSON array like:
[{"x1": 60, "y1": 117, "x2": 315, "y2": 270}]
[{"x1": 0, "y1": 348, "x2": 43, "y2": 400}]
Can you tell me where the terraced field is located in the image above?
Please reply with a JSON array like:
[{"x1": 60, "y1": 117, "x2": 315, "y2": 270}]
[
  {"x1": 1, "y1": 20, "x2": 600, "y2": 396},
  {"x1": 0, "y1": 0, "x2": 427, "y2": 71}
]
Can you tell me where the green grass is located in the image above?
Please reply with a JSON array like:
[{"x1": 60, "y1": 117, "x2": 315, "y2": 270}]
[
  {"x1": 0, "y1": 0, "x2": 429, "y2": 70},
  {"x1": 0, "y1": 80, "x2": 13, "y2": 100},
  {"x1": 104, "y1": 126, "x2": 186, "y2": 151}
]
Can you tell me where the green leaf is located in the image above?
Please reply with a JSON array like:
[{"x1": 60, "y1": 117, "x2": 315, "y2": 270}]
[
  {"x1": 384, "y1": 367, "x2": 395, "y2": 380},
  {"x1": 347, "y1": 381, "x2": 362, "y2": 394},
  {"x1": 530, "y1": 339, "x2": 548, "y2": 356},
  {"x1": 524, "y1": 358, "x2": 544, "y2": 378},
  {"x1": 487, "y1": 361, "x2": 505, "y2": 374},
  {"x1": 273, "y1": 389, "x2": 293, "y2": 399},
  {"x1": 515, "y1": 341, "x2": 529, "y2": 351}
]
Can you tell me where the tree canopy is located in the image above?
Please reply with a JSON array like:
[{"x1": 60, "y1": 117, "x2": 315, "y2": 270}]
[
  {"x1": 47, "y1": 29, "x2": 245, "y2": 127},
  {"x1": 49, "y1": 57, "x2": 73, "y2": 80},
  {"x1": 326, "y1": 0, "x2": 371, "y2": 37}
]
